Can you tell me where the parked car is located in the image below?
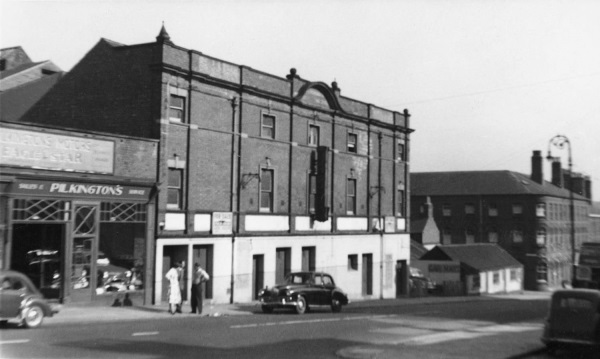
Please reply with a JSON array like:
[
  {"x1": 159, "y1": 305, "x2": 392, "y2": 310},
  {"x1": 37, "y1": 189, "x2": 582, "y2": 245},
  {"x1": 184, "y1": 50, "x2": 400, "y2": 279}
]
[
  {"x1": 258, "y1": 271, "x2": 349, "y2": 314},
  {"x1": 409, "y1": 267, "x2": 436, "y2": 293},
  {"x1": 541, "y1": 289, "x2": 600, "y2": 352},
  {"x1": 0, "y1": 270, "x2": 59, "y2": 328}
]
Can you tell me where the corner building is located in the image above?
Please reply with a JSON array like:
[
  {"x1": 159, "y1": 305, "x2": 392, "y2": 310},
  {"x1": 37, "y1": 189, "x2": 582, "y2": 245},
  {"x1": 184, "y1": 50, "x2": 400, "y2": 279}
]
[{"x1": 22, "y1": 27, "x2": 413, "y2": 304}]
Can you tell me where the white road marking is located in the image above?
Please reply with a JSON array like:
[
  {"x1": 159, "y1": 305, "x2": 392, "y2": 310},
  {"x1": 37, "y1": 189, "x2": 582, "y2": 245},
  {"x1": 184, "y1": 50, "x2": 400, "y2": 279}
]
[
  {"x1": 231, "y1": 314, "x2": 396, "y2": 329},
  {"x1": 132, "y1": 331, "x2": 159, "y2": 336},
  {"x1": 0, "y1": 339, "x2": 30, "y2": 345},
  {"x1": 397, "y1": 323, "x2": 541, "y2": 346}
]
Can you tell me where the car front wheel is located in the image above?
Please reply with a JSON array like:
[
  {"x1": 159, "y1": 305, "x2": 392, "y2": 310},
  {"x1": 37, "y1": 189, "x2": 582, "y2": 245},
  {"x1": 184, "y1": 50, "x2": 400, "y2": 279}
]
[
  {"x1": 295, "y1": 296, "x2": 307, "y2": 314},
  {"x1": 22, "y1": 305, "x2": 44, "y2": 328},
  {"x1": 331, "y1": 297, "x2": 342, "y2": 313}
]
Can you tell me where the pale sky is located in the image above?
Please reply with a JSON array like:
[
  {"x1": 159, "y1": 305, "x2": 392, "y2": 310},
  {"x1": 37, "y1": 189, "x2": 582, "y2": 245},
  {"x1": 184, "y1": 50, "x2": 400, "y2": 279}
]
[{"x1": 2, "y1": 0, "x2": 599, "y2": 201}]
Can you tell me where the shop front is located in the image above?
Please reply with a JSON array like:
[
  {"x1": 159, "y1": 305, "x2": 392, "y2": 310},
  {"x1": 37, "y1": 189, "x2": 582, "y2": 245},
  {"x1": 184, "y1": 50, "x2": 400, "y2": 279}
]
[{"x1": 1, "y1": 178, "x2": 155, "y2": 305}]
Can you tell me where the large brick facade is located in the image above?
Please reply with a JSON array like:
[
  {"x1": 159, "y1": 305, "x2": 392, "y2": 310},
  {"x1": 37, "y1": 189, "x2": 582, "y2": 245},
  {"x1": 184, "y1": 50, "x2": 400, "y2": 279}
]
[{"x1": 22, "y1": 26, "x2": 414, "y2": 304}]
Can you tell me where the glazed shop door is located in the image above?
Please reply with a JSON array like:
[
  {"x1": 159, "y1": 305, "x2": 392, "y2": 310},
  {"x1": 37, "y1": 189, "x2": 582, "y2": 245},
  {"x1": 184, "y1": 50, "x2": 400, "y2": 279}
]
[{"x1": 69, "y1": 203, "x2": 99, "y2": 302}]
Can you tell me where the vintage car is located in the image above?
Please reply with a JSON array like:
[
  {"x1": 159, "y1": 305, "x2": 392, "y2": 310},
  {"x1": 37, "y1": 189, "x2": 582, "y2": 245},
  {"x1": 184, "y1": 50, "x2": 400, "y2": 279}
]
[
  {"x1": 409, "y1": 267, "x2": 436, "y2": 294},
  {"x1": 541, "y1": 289, "x2": 600, "y2": 352},
  {"x1": 258, "y1": 271, "x2": 349, "y2": 314},
  {"x1": 0, "y1": 270, "x2": 59, "y2": 328}
]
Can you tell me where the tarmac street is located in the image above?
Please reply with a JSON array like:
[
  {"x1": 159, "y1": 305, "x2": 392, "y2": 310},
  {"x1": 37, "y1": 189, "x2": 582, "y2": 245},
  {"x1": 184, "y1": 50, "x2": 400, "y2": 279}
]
[{"x1": 0, "y1": 291, "x2": 562, "y2": 359}]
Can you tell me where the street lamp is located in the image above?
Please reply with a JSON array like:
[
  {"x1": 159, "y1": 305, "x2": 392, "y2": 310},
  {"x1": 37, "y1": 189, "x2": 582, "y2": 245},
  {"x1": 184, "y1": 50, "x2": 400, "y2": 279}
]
[{"x1": 546, "y1": 135, "x2": 576, "y2": 285}]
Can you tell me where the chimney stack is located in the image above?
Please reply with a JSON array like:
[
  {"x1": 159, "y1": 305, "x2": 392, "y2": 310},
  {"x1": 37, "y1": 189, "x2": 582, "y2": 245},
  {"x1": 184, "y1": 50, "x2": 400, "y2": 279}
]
[
  {"x1": 571, "y1": 173, "x2": 585, "y2": 196},
  {"x1": 551, "y1": 160, "x2": 563, "y2": 188},
  {"x1": 531, "y1": 150, "x2": 543, "y2": 184}
]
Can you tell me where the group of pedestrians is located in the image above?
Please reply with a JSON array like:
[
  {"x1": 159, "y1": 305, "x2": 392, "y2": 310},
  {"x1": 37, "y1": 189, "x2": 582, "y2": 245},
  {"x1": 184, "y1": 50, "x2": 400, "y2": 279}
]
[{"x1": 165, "y1": 262, "x2": 210, "y2": 315}]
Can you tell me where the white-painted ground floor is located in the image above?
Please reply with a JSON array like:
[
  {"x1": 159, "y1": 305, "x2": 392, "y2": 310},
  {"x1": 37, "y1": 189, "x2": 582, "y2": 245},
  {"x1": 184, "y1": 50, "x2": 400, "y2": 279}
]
[{"x1": 154, "y1": 233, "x2": 411, "y2": 305}]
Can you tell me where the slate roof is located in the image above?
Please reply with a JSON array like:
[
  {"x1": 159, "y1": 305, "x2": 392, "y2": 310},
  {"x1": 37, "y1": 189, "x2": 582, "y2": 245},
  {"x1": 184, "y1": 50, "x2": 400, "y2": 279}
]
[
  {"x1": 0, "y1": 72, "x2": 63, "y2": 122},
  {"x1": 420, "y1": 244, "x2": 522, "y2": 272},
  {"x1": 411, "y1": 171, "x2": 588, "y2": 201},
  {"x1": 410, "y1": 240, "x2": 428, "y2": 261}
]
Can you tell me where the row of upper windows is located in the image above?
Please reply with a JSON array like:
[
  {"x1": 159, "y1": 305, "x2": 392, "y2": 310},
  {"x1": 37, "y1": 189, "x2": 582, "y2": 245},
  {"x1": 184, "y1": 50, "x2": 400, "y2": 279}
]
[
  {"x1": 439, "y1": 202, "x2": 588, "y2": 220},
  {"x1": 169, "y1": 95, "x2": 407, "y2": 161},
  {"x1": 167, "y1": 168, "x2": 406, "y2": 216},
  {"x1": 442, "y1": 226, "x2": 584, "y2": 248}
]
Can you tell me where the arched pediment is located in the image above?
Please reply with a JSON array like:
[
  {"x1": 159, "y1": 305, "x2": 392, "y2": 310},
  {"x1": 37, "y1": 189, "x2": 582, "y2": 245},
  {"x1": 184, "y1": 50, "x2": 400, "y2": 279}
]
[{"x1": 294, "y1": 82, "x2": 343, "y2": 112}]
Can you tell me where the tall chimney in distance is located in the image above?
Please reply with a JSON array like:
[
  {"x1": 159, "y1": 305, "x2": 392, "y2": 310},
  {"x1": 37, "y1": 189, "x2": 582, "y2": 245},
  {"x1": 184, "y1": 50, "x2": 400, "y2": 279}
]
[
  {"x1": 531, "y1": 150, "x2": 543, "y2": 184},
  {"x1": 551, "y1": 159, "x2": 563, "y2": 188}
]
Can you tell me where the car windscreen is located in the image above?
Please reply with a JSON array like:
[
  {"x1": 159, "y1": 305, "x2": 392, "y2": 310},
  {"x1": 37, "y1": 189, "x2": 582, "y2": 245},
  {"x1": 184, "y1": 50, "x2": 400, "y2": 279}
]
[
  {"x1": 555, "y1": 297, "x2": 593, "y2": 310},
  {"x1": 285, "y1": 273, "x2": 311, "y2": 284}
]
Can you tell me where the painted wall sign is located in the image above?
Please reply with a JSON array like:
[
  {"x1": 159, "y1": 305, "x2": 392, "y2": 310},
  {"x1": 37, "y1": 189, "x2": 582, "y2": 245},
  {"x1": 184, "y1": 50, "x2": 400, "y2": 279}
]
[
  {"x1": 11, "y1": 179, "x2": 151, "y2": 201},
  {"x1": 0, "y1": 127, "x2": 114, "y2": 174},
  {"x1": 429, "y1": 264, "x2": 461, "y2": 273},
  {"x1": 212, "y1": 212, "x2": 233, "y2": 234},
  {"x1": 579, "y1": 243, "x2": 600, "y2": 267}
]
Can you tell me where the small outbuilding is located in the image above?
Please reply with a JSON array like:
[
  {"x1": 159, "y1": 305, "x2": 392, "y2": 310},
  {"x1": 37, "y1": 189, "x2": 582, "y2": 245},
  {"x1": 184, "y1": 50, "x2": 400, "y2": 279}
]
[{"x1": 418, "y1": 244, "x2": 524, "y2": 295}]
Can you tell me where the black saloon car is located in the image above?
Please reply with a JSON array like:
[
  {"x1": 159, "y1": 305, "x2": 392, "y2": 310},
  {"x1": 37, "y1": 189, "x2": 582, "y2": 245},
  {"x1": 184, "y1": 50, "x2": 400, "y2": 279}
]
[
  {"x1": 258, "y1": 271, "x2": 349, "y2": 314},
  {"x1": 0, "y1": 270, "x2": 59, "y2": 328}
]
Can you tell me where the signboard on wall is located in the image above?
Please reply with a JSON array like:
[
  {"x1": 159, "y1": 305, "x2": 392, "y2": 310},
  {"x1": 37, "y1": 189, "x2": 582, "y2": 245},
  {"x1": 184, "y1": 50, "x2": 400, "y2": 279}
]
[
  {"x1": 11, "y1": 179, "x2": 151, "y2": 201},
  {"x1": 212, "y1": 212, "x2": 233, "y2": 234},
  {"x1": 0, "y1": 127, "x2": 114, "y2": 174}
]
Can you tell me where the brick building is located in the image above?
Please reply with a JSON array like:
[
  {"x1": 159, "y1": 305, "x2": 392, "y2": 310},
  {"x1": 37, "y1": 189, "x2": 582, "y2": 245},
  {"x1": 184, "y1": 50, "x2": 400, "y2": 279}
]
[
  {"x1": 21, "y1": 26, "x2": 413, "y2": 304},
  {"x1": 410, "y1": 151, "x2": 593, "y2": 291}
]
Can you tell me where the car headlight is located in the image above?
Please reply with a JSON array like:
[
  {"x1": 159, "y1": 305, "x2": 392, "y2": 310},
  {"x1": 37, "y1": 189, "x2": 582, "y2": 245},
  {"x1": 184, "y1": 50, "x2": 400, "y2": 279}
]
[{"x1": 258, "y1": 289, "x2": 265, "y2": 297}]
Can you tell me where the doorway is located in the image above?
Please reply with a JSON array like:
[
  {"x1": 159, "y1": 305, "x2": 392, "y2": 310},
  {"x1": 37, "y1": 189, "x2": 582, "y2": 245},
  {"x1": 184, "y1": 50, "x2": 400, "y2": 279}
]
[
  {"x1": 275, "y1": 247, "x2": 291, "y2": 285},
  {"x1": 192, "y1": 245, "x2": 213, "y2": 299},
  {"x1": 162, "y1": 245, "x2": 188, "y2": 302},
  {"x1": 396, "y1": 260, "x2": 408, "y2": 297},
  {"x1": 362, "y1": 253, "x2": 373, "y2": 295},
  {"x1": 252, "y1": 254, "x2": 264, "y2": 300}
]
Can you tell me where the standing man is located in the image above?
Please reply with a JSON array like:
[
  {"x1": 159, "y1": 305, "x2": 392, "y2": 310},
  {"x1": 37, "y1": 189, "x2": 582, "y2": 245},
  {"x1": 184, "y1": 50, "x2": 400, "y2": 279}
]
[{"x1": 190, "y1": 263, "x2": 210, "y2": 315}]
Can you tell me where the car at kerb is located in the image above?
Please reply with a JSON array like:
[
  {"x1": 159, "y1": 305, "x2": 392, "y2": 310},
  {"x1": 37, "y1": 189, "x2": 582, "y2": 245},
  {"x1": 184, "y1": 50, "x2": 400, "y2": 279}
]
[
  {"x1": 541, "y1": 289, "x2": 600, "y2": 352},
  {"x1": 258, "y1": 272, "x2": 349, "y2": 314},
  {"x1": 0, "y1": 270, "x2": 59, "y2": 328}
]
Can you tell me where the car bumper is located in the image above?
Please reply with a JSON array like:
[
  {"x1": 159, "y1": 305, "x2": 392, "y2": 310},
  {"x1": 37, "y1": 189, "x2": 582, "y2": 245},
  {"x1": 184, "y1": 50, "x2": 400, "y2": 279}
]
[
  {"x1": 259, "y1": 296, "x2": 299, "y2": 308},
  {"x1": 542, "y1": 336, "x2": 600, "y2": 347}
]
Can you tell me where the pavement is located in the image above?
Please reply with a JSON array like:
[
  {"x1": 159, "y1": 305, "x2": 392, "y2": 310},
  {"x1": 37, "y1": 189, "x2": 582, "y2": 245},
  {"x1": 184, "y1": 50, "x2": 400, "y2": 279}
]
[{"x1": 45, "y1": 290, "x2": 552, "y2": 326}]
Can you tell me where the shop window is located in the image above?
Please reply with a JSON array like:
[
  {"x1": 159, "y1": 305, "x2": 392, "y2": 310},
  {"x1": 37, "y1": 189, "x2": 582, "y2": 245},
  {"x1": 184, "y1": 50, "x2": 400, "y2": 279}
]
[
  {"x1": 493, "y1": 272, "x2": 500, "y2": 284},
  {"x1": 465, "y1": 203, "x2": 475, "y2": 215},
  {"x1": 169, "y1": 95, "x2": 186, "y2": 123},
  {"x1": 308, "y1": 125, "x2": 320, "y2": 146},
  {"x1": 13, "y1": 199, "x2": 71, "y2": 221},
  {"x1": 348, "y1": 254, "x2": 358, "y2": 270},
  {"x1": 442, "y1": 204, "x2": 451, "y2": 217},
  {"x1": 347, "y1": 133, "x2": 357, "y2": 153},
  {"x1": 261, "y1": 114, "x2": 275, "y2": 139},
  {"x1": 346, "y1": 178, "x2": 356, "y2": 215},
  {"x1": 260, "y1": 169, "x2": 274, "y2": 212},
  {"x1": 536, "y1": 203, "x2": 546, "y2": 217},
  {"x1": 488, "y1": 203, "x2": 498, "y2": 217},
  {"x1": 167, "y1": 169, "x2": 183, "y2": 210}
]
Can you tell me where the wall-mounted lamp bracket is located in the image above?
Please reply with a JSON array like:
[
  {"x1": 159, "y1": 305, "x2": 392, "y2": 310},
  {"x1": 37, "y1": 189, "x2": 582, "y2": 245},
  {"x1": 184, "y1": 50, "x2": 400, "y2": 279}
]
[
  {"x1": 369, "y1": 186, "x2": 386, "y2": 198},
  {"x1": 241, "y1": 173, "x2": 260, "y2": 189}
]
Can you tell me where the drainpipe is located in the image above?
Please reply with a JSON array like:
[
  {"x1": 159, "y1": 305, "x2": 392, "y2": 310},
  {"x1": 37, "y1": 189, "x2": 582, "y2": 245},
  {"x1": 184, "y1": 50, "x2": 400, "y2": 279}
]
[
  {"x1": 230, "y1": 97, "x2": 238, "y2": 305},
  {"x1": 378, "y1": 132, "x2": 384, "y2": 300}
]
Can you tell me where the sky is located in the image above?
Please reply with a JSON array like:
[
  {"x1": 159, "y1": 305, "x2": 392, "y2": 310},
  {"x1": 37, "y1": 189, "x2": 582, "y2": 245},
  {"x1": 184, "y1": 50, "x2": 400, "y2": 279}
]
[{"x1": 2, "y1": 0, "x2": 599, "y2": 201}]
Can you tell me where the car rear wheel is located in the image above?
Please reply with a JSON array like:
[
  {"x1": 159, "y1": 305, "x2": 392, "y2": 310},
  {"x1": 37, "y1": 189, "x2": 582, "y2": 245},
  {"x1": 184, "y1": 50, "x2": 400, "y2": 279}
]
[
  {"x1": 261, "y1": 305, "x2": 273, "y2": 314},
  {"x1": 22, "y1": 305, "x2": 44, "y2": 328},
  {"x1": 331, "y1": 297, "x2": 342, "y2": 313},
  {"x1": 295, "y1": 296, "x2": 307, "y2": 314}
]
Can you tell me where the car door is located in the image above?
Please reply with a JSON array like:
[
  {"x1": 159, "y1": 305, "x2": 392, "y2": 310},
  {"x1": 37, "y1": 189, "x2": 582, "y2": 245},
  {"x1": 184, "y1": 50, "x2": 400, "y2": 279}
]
[
  {"x1": 321, "y1": 275, "x2": 336, "y2": 304},
  {"x1": 0, "y1": 276, "x2": 26, "y2": 318}
]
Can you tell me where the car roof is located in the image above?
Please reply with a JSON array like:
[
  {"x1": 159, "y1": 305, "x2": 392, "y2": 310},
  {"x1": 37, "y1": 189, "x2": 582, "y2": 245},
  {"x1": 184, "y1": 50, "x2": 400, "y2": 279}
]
[{"x1": 288, "y1": 271, "x2": 332, "y2": 276}]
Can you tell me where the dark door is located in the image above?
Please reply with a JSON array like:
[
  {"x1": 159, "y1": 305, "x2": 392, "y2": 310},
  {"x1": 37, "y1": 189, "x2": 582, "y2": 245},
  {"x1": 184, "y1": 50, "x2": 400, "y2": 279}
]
[
  {"x1": 192, "y1": 245, "x2": 213, "y2": 299},
  {"x1": 275, "y1": 248, "x2": 291, "y2": 285},
  {"x1": 162, "y1": 245, "x2": 188, "y2": 302},
  {"x1": 252, "y1": 254, "x2": 264, "y2": 300},
  {"x1": 302, "y1": 247, "x2": 316, "y2": 272},
  {"x1": 396, "y1": 260, "x2": 409, "y2": 297},
  {"x1": 362, "y1": 253, "x2": 373, "y2": 295}
]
